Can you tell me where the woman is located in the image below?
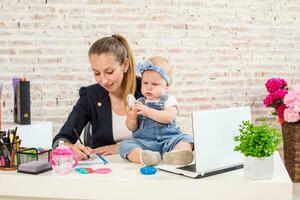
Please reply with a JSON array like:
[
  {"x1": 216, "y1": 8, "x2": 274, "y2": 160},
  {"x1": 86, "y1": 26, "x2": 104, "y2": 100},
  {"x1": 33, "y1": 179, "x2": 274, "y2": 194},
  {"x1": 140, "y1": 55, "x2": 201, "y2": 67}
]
[{"x1": 52, "y1": 34, "x2": 142, "y2": 160}]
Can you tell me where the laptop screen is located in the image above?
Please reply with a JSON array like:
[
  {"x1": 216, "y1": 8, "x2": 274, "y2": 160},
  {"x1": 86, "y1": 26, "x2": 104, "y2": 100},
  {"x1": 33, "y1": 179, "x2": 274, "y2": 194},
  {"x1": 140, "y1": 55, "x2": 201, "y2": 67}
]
[{"x1": 192, "y1": 106, "x2": 251, "y2": 173}]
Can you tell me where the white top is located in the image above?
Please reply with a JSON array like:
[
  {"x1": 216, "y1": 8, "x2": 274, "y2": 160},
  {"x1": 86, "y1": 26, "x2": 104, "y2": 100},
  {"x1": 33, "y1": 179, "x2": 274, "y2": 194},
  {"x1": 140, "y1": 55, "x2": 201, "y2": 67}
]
[
  {"x1": 164, "y1": 95, "x2": 179, "y2": 109},
  {"x1": 112, "y1": 111, "x2": 132, "y2": 142},
  {"x1": 144, "y1": 95, "x2": 179, "y2": 113}
]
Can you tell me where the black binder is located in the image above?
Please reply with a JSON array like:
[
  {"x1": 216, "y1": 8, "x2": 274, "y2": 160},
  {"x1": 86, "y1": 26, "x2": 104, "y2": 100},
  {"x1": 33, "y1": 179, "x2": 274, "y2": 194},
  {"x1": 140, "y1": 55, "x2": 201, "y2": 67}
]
[{"x1": 14, "y1": 80, "x2": 31, "y2": 125}]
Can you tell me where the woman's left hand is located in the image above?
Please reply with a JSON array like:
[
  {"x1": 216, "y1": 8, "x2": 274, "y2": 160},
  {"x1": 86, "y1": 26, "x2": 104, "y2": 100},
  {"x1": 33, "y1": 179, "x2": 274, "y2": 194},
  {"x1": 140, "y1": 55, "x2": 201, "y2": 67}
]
[{"x1": 91, "y1": 144, "x2": 119, "y2": 156}]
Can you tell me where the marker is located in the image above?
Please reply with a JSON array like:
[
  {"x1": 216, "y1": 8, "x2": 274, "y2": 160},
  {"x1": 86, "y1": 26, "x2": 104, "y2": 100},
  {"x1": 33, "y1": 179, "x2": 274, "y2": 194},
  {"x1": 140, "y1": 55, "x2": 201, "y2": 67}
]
[
  {"x1": 96, "y1": 153, "x2": 108, "y2": 165},
  {"x1": 73, "y1": 128, "x2": 90, "y2": 159}
]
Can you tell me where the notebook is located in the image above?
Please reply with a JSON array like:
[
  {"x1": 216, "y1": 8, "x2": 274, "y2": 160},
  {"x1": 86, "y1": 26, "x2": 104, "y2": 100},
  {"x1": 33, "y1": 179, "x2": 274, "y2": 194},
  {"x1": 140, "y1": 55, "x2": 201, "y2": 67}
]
[
  {"x1": 157, "y1": 106, "x2": 251, "y2": 178},
  {"x1": 78, "y1": 154, "x2": 107, "y2": 165}
]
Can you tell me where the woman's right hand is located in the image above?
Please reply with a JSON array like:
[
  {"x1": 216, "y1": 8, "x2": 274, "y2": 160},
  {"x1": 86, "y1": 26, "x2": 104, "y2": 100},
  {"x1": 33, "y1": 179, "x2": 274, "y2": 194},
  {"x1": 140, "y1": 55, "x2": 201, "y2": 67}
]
[{"x1": 65, "y1": 142, "x2": 92, "y2": 160}]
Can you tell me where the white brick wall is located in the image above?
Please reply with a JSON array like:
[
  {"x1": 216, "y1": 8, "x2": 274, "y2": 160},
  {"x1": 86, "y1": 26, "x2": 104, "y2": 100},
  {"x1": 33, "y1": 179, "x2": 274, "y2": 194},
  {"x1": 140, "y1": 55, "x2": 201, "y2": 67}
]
[{"x1": 0, "y1": 0, "x2": 299, "y2": 137}]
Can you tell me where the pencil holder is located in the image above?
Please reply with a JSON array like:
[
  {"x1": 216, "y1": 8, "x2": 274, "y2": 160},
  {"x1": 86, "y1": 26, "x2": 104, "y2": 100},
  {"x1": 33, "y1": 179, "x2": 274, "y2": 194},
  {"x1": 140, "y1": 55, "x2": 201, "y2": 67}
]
[
  {"x1": 17, "y1": 147, "x2": 51, "y2": 165},
  {"x1": 0, "y1": 140, "x2": 21, "y2": 170}
]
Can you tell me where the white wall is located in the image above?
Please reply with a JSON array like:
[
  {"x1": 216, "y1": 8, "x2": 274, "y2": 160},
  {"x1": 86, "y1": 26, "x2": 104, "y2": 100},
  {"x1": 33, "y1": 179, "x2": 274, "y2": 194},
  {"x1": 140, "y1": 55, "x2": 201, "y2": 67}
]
[{"x1": 0, "y1": 0, "x2": 299, "y2": 135}]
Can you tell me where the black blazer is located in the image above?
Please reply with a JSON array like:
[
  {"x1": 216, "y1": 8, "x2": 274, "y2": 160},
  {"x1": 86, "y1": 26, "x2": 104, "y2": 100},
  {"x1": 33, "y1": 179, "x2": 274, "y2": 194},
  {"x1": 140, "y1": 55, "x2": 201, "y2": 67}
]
[{"x1": 52, "y1": 77, "x2": 142, "y2": 148}]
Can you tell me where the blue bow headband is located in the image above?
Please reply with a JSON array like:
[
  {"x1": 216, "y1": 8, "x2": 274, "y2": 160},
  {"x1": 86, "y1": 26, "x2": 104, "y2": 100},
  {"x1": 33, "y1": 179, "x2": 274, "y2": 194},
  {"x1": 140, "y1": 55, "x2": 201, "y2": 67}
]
[{"x1": 136, "y1": 62, "x2": 170, "y2": 85}]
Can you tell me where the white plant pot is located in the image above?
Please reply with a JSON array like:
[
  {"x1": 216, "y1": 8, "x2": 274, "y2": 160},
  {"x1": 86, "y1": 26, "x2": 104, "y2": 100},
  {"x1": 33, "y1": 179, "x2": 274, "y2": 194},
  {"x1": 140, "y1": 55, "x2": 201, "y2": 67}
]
[{"x1": 244, "y1": 155, "x2": 274, "y2": 179}]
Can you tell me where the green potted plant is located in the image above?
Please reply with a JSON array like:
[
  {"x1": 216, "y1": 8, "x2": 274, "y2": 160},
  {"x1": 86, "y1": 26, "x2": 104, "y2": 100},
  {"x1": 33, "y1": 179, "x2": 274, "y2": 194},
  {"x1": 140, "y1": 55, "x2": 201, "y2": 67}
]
[{"x1": 234, "y1": 120, "x2": 281, "y2": 179}]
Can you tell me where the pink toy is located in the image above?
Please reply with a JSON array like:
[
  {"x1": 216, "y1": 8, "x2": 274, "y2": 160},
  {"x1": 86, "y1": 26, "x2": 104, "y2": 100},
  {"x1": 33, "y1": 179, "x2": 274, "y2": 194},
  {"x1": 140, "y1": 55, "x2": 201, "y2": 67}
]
[{"x1": 94, "y1": 168, "x2": 112, "y2": 174}]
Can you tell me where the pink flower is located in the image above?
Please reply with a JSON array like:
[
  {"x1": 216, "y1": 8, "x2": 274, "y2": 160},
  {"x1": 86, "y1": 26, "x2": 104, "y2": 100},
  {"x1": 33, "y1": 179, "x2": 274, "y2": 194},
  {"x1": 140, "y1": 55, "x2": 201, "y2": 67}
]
[
  {"x1": 276, "y1": 104, "x2": 287, "y2": 123},
  {"x1": 264, "y1": 77, "x2": 300, "y2": 123},
  {"x1": 283, "y1": 91, "x2": 298, "y2": 107},
  {"x1": 284, "y1": 107, "x2": 300, "y2": 123},
  {"x1": 265, "y1": 78, "x2": 287, "y2": 93},
  {"x1": 270, "y1": 89, "x2": 288, "y2": 100},
  {"x1": 263, "y1": 94, "x2": 273, "y2": 107},
  {"x1": 294, "y1": 102, "x2": 300, "y2": 112}
]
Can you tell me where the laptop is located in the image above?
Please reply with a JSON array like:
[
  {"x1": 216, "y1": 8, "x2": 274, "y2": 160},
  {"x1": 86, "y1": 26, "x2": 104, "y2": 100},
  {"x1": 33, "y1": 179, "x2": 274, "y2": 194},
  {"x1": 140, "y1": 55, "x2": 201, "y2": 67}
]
[{"x1": 157, "y1": 106, "x2": 251, "y2": 178}]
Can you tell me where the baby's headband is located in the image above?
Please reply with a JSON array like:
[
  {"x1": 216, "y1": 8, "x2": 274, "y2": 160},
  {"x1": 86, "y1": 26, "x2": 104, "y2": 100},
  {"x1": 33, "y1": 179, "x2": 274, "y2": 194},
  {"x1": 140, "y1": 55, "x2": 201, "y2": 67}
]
[{"x1": 136, "y1": 62, "x2": 170, "y2": 85}]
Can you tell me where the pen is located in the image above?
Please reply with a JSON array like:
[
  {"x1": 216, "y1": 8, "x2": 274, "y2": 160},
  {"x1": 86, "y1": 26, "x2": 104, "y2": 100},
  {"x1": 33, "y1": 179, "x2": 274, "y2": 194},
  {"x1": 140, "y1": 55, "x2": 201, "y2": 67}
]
[
  {"x1": 73, "y1": 128, "x2": 90, "y2": 159},
  {"x1": 9, "y1": 130, "x2": 14, "y2": 143},
  {"x1": 13, "y1": 127, "x2": 18, "y2": 143},
  {"x1": 96, "y1": 153, "x2": 108, "y2": 165}
]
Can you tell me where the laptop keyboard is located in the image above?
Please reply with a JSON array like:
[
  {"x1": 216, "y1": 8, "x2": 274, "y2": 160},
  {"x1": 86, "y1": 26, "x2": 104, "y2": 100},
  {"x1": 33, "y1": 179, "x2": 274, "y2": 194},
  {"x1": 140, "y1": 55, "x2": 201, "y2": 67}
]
[{"x1": 177, "y1": 164, "x2": 196, "y2": 172}]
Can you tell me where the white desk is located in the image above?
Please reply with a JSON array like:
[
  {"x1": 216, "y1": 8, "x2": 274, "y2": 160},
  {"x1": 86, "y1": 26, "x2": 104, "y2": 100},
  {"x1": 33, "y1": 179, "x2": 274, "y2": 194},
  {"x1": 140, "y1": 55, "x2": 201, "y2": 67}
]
[
  {"x1": 0, "y1": 152, "x2": 292, "y2": 200},
  {"x1": 2, "y1": 121, "x2": 53, "y2": 148}
]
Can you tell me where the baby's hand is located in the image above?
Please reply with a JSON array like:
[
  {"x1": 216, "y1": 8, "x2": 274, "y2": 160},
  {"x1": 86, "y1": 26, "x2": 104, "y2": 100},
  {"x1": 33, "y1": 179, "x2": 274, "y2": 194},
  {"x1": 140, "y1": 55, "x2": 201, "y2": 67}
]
[{"x1": 135, "y1": 102, "x2": 149, "y2": 116}]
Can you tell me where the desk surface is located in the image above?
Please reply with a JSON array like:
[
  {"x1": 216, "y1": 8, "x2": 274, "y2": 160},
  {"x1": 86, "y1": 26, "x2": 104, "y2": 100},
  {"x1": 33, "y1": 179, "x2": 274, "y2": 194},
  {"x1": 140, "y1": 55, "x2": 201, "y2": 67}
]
[{"x1": 0, "y1": 152, "x2": 292, "y2": 200}]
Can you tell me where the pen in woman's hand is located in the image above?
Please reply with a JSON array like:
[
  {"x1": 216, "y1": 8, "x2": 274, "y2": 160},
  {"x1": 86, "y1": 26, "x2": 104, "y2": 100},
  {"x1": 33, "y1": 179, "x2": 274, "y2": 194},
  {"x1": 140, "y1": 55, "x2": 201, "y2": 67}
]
[{"x1": 73, "y1": 128, "x2": 90, "y2": 159}]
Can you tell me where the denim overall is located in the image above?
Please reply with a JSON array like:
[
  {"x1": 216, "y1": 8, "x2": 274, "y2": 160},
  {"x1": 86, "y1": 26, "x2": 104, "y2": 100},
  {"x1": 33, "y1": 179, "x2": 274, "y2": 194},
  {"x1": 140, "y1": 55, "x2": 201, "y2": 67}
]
[{"x1": 119, "y1": 95, "x2": 193, "y2": 159}]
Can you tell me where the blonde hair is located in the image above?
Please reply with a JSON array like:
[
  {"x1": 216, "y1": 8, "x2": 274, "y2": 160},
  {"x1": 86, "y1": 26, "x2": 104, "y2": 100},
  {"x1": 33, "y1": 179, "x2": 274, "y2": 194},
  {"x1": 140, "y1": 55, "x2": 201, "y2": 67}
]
[
  {"x1": 147, "y1": 56, "x2": 172, "y2": 85},
  {"x1": 88, "y1": 34, "x2": 136, "y2": 103}
]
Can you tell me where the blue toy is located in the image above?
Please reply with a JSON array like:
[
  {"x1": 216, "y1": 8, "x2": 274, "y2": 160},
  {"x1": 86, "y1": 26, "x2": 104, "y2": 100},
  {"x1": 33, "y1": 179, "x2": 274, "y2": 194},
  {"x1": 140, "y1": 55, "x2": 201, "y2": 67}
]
[
  {"x1": 140, "y1": 166, "x2": 157, "y2": 175},
  {"x1": 75, "y1": 167, "x2": 89, "y2": 174}
]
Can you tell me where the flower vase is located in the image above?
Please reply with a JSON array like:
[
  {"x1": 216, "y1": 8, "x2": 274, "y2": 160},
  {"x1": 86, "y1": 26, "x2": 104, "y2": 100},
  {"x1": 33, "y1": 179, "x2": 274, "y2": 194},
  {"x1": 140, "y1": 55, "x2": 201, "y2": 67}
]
[
  {"x1": 244, "y1": 155, "x2": 274, "y2": 179},
  {"x1": 281, "y1": 121, "x2": 300, "y2": 182}
]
